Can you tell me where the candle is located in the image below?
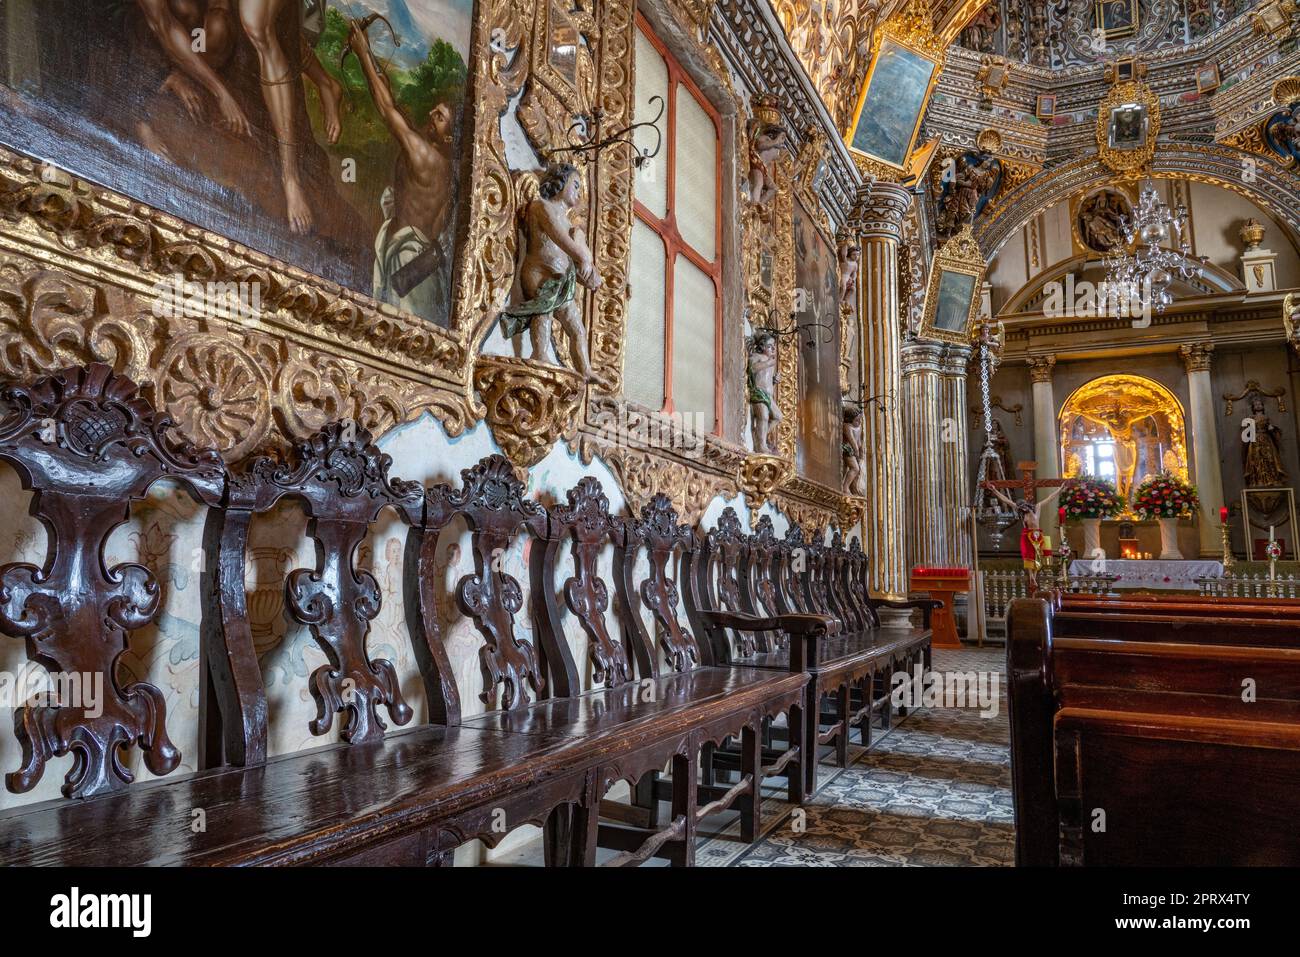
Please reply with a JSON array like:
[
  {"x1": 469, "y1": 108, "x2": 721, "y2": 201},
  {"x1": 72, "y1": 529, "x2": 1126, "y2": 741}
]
[
  {"x1": 1043, "y1": 535, "x2": 1052, "y2": 550},
  {"x1": 1219, "y1": 506, "x2": 1229, "y2": 524},
  {"x1": 1058, "y1": 506, "x2": 1066, "y2": 523},
  {"x1": 1270, "y1": 525, "x2": 1275, "y2": 541}
]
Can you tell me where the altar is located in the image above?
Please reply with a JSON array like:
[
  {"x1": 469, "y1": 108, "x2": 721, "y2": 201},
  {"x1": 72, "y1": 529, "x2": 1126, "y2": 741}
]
[{"x1": 1068, "y1": 558, "x2": 1224, "y2": 591}]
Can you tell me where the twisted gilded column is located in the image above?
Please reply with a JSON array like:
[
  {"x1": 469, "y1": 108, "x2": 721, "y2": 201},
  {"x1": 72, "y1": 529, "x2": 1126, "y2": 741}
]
[
  {"x1": 851, "y1": 182, "x2": 912, "y2": 599},
  {"x1": 901, "y1": 341, "x2": 946, "y2": 569},
  {"x1": 1027, "y1": 354, "x2": 1059, "y2": 544},
  {"x1": 1180, "y1": 342, "x2": 1225, "y2": 557},
  {"x1": 940, "y1": 344, "x2": 973, "y2": 568}
]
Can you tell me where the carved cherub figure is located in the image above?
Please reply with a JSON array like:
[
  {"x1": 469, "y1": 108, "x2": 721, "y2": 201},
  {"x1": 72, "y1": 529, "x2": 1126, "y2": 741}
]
[
  {"x1": 747, "y1": 95, "x2": 787, "y2": 207},
  {"x1": 747, "y1": 332, "x2": 782, "y2": 454},
  {"x1": 837, "y1": 237, "x2": 860, "y2": 303},
  {"x1": 498, "y1": 163, "x2": 601, "y2": 381},
  {"x1": 842, "y1": 405, "x2": 865, "y2": 496}
]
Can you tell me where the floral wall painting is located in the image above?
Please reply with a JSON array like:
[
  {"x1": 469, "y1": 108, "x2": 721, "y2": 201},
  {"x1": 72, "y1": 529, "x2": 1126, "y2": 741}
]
[
  {"x1": 846, "y1": 36, "x2": 937, "y2": 170},
  {"x1": 0, "y1": 0, "x2": 475, "y2": 329}
]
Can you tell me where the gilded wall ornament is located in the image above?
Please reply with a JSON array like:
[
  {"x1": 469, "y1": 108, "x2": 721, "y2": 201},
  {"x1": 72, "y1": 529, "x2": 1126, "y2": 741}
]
[
  {"x1": 739, "y1": 454, "x2": 796, "y2": 519},
  {"x1": 473, "y1": 355, "x2": 585, "y2": 469},
  {"x1": 1096, "y1": 79, "x2": 1161, "y2": 175}
]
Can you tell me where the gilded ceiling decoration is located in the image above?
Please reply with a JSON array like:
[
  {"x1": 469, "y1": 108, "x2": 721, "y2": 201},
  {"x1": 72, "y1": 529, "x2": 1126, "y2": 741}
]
[{"x1": 773, "y1": 0, "x2": 885, "y2": 133}]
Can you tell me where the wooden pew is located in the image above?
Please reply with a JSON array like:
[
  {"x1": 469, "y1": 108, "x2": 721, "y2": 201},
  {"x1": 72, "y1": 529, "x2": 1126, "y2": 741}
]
[
  {"x1": 1008, "y1": 596, "x2": 1300, "y2": 865},
  {"x1": 0, "y1": 364, "x2": 811, "y2": 866},
  {"x1": 684, "y1": 510, "x2": 933, "y2": 796},
  {"x1": 1055, "y1": 592, "x2": 1300, "y2": 648}
]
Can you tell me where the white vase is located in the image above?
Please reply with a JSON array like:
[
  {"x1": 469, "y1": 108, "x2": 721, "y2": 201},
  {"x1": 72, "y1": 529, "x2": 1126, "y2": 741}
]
[
  {"x1": 1158, "y1": 516, "x2": 1182, "y2": 560},
  {"x1": 1081, "y1": 518, "x2": 1102, "y2": 558}
]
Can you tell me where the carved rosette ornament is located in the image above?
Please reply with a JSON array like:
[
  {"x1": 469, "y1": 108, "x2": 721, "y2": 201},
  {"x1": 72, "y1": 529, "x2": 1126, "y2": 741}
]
[
  {"x1": 472, "y1": 355, "x2": 584, "y2": 469},
  {"x1": 838, "y1": 495, "x2": 868, "y2": 532}
]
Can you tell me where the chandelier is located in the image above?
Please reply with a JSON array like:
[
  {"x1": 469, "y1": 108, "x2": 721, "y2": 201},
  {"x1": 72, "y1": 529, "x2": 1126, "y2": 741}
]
[{"x1": 1103, "y1": 183, "x2": 1202, "y2": 314}]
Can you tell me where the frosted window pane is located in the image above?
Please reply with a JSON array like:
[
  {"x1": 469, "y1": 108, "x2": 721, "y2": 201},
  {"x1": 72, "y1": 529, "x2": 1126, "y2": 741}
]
[
  {"x1": 673, "y1": 90, "x2": 717, "y2": 262},
  {"x1": 671, "y1": 254, "x2": 716, "y2": 431},
  {"x1": 633, "y1": 29, "x2": 668, "y2": 219},
  {"x1": 626, "y1": 218, "x2": 666, "y2": 410}
]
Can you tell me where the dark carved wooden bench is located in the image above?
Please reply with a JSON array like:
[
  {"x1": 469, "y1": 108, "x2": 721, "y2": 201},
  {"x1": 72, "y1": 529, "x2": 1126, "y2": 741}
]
[
  {"x1": 684, "y1": 509, "x2": 933, "y2": 797},
  {"x1": 1008, "y1": 594, "x2": 1300, "y2": 866},
  {"x1": 0, "y1": 364, "x2": 810, "y2": 866}
]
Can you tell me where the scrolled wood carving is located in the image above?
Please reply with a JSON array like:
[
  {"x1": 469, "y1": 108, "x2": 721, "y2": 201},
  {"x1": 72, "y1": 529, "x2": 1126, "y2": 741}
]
[{"x1": 0, "y1": 364, "x2": 225, "y2": 797}]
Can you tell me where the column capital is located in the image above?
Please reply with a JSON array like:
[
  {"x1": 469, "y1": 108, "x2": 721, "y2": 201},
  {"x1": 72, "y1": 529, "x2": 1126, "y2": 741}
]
[
  {"x1": 900, "y1": 339, "x2": 945, "y2": 375},
  {"x1": 1027, "y1": 354, "x2": 1056, "y2": 384},
  {"x1": 939, "y1": 343, "x2": 973, "y2": 376},
  {"x1": 849, "y1": 181, "x2": 913, "y2": 241},
  {"x1": 1179, "y1": 341, "x2": 1214, "y2": 373}
]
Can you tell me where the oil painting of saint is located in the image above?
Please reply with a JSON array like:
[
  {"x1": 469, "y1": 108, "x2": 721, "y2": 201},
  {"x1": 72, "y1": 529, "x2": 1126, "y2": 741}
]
[
  {"x1": 792, "y1": 198, "x2": 841, "y2": 489},
  {"x1": 847, "y1": 37, "x2": 936, "y2": 170},
  {"x1": 0, "y1": 0, "x2": 474, "y2": 329}
]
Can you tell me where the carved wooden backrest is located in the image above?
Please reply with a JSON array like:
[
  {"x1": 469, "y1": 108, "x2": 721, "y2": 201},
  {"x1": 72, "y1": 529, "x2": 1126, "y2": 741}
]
[
  {"x1": 533, "y1": 475, "x2": 629, "y2": 696},
  {"x1": 221, "y1": 421, "x2": 424, "y2": 750},
  {"x1": 616, "y1": 494, "x2": 701, "y2": 676},
  {"x1": 778, "y1": 524, "x2": 810, "y2": 615},
  {"x1": 426, "y1": 455, "x2": 549, "y2": 711},
  {"x1": 824, "y1": 529, "x2": 855, "y2": 630},
  {"x1": 697, "y1": 507, "x2": 759, "y2": 658},
  {"x1": 849, "y1": 538, "x2": 880, "y2": 628},
  {"x1": 803, "y1": 532, "x2": 833, "y2": 616},
  {"x1": 0, "y1": 364, "x2": 225, "y2": 798},
  {"x1": 746, "y1": 514, "x2": 782, "y2": 621},
  {"x1": 838, "y1": 536, "x2": 870, "y2": 632}
]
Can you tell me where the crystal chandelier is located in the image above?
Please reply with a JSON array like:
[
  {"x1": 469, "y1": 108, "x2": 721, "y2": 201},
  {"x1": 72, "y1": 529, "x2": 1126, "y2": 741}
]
[{"x1": 1103, "y1": 183, "x2": 1202, "y2": 314}]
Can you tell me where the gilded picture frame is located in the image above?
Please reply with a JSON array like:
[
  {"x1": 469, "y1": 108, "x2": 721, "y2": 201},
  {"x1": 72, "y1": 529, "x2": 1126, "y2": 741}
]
[
  {"x1": 919, "y1": 225, "x2": 985, "y2": 345},
  {"x1": 845, "y1": 34, "x2": 940, "y2": 171}
]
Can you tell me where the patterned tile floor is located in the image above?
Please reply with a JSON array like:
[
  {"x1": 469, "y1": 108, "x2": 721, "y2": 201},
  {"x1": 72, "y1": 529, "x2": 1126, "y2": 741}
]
[
  {"x1": 491, "y1": 645, "x2": 1012, "y2": 866},
  {"x1": 698, "y1": 645, "x2": 1014, "y2": 867}
]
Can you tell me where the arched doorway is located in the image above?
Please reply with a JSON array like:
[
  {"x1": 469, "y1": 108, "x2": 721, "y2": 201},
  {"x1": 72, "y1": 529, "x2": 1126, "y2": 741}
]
[{"x1": 1058, "y1": 375, "x2": 1188, "y2": 505}]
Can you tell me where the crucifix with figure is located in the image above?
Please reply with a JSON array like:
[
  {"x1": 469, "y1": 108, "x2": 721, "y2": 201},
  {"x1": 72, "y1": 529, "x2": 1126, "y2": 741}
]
[{"x1": 981, "y1": 460, "x2": 1070, "y2": 588}]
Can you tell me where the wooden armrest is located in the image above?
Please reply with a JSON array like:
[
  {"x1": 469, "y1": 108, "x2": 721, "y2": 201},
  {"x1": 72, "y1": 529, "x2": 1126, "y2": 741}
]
[{"x1": 699, "y1": 610, "x2": 839, "y2": 638}]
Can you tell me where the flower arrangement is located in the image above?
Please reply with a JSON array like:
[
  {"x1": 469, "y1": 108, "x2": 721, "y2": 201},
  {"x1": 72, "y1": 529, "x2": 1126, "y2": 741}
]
[
  {"x1": 1060, "y1": 476, "x2": 1125, "y2": 520},
  {"x1": 1133, "y1": 472, "x2": 1200, "y2": 519}
]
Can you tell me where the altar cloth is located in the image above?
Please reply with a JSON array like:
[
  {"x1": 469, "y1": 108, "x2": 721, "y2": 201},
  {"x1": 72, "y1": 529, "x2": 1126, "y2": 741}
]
[{"x1": 1069, "y1": 558, "x2": 1224, "y2": 591}]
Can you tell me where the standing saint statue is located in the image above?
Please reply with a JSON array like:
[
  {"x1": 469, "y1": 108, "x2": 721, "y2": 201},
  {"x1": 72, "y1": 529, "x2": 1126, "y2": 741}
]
[
  {"x1": 747, "y1": 332, "x2": 782, "y2": 454},
  {"x1": 1244, "y1": 396, "x2": 1288, "y2": 488},
  {"x1": 498, "y1": 163, "x2": 601, "y2": 381}
]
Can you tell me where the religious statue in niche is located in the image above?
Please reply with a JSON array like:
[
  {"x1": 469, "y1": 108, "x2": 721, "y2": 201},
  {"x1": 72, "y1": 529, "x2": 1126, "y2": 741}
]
[
  {"x1": 935, "y1": 150, "x2": 1001, "y2": 239},
  {"x1": 1075, "y1": 187, "x2": 1133, "y2": 254},
  {"x1": 842, "y1": 405, "x2": 866, "y2": 496},
  {"x1": 1243, "y1": 396, "x2": 1288, "y2": 491},
  {"x1": 747, "y1": 94, "x2": 787, "y2": 208},
  {"x1": 747, "y1": 332, "x2": 783, "y2": 454},
  {"x1": 497, "y1": 163, "x2": 601, "y2": 381},
  {"x1": 1265, "y1": 100, "x2": 1300, "y2": 166},
  {"x1": 960, "y1": 6, "x2": 1002, "y2": 53}
]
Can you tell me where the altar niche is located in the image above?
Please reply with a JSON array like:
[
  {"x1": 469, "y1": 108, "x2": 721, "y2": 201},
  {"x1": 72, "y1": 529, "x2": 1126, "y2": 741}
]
[{"x1": 1058, "y1": 374, "x2": 1189, "y2": 506}]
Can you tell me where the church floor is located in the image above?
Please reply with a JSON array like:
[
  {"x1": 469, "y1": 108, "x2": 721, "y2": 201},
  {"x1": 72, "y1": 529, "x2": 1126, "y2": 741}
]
[
  {"x1": 489, "y1": 645, "x2": 1012, "y2": 866},
  {"x1": 698, "y1": 645, "x2": 1013, "y2": 867}
]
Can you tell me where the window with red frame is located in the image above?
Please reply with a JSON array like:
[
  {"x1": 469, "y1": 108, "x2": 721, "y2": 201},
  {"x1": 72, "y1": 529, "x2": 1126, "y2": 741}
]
[{"x1": 625, "y1": 14, "x2": 723, "y2": 434}]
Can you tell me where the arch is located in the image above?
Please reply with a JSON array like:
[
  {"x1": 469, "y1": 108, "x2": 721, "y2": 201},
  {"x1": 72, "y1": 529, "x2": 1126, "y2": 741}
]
[
  {"x1": 999, "y1": 254, "x2": 1245, "y2": 316},
  {"x1": 1058, "y1": 374, "x2": 1189, "y2": 503},
  {"x1": 974, "y1": 145, "x2": 1300, "y2": 261}
]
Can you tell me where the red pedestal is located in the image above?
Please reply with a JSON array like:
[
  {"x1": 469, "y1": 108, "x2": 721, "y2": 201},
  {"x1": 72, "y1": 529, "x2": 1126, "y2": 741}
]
[{"x1": 909, "y1": 567, "x2": 971, "y2": 650}]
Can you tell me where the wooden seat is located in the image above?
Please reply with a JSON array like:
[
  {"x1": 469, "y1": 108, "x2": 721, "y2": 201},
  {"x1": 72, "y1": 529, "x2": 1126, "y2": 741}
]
[
  {"x1": 0, "y1": 363, "x2": 808, "y2": 867},
  {"x1": 1008, "y1": 594, "x2": 1300, "y2": 866}
]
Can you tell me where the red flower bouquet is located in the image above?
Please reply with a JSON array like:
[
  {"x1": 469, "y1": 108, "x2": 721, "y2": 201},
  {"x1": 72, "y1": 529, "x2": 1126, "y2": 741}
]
[
  {"x1": 1060, "y1": 476, "x2": 1125, "y2": 520},
  {"x1": 1133, "y1": 472, "x2": 1199, "y2": 520}
]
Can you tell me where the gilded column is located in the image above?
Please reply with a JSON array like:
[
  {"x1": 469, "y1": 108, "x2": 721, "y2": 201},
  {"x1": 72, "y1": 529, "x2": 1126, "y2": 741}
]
[
  {"x1": 1180, "y1": 342, "x2": 1225, "y2": 557},
  {"x1": 851, "y1": 181, "x2": 912, "y2": 599},
  {"x1": 940, "y1": 344, "x2": 974, "y2": 568},
  {"x1": 1027, "y1": 354, "x2": 1059, "y2": 544},
  {"x1": 901, "y1": 341, "x2": 946, "y2": 569}
]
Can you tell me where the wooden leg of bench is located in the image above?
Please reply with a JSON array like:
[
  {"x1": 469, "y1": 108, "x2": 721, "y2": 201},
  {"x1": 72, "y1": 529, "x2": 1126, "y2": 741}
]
[
  {"x1": 568, "y1": 799, "x2": 600, "y2": 867},
  {"x1": 543, "y1": 804, "x2": 572, "y2": 867},
  {"x1": 836, "y1": 684, "x2": 850, "y2": 767},
  {"x1": 740, "y1": 724, "x2": 760, "y2": 843},
  {"x1": 633, "y1": 770, "x2": 661, "y2": 827},
  {"x1": 788, "y1": 701, "x2": 806, "y2": 805},
  {"x1": 668, "y1": 751, "x2": 698, "y2": 867},
  {"x1": 701, "y1": 742, "x2": 715, "y2": 788}
]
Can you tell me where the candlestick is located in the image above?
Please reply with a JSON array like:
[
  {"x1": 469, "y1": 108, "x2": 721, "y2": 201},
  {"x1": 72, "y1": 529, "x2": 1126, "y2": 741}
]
[{"x1": 1220, "y1": 519, "x2": 1235, "y2": 573}]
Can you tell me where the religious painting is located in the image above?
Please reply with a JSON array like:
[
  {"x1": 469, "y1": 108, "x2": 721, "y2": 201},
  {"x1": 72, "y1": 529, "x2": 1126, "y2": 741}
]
[
  {"x1": 1074, "y1": 186, "x2": 1133, "y2": 254},
  {"x1": 1035, "y1": 93, "x2": 1056, "y2": 120},
  {"x1": 846, "y1": 36, "x2": 938, "y2": 170},
  {"x1": 1195, "y1": 61, "x2": 1221, "y2": 95},
  {"x1": 1095, "y1": 0, "x2": 1139, "y2": 40},
  {"x1": 792, "y1": 197, "x2": 841, "y2": 488},
  {"x1": 920, "y1": 224, "x2": 984, "y2": 346},
  {"x1": 0, "y1": 0, "x2": 476, "y2": 330},
  {"x1": 1107, "y1": 102, "x2": 1149, "y2": 152},
  {"x1": 931, "y1": 270, "x2": 977, "y2": 334}
]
